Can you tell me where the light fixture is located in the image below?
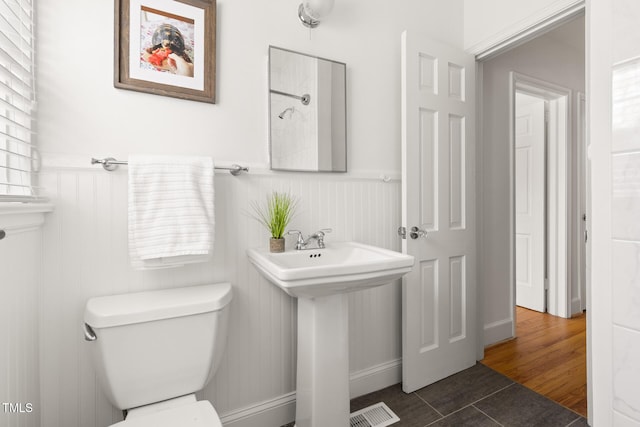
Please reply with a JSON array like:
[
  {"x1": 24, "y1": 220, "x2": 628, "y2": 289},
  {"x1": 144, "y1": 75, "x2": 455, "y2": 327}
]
[{"x1": 298, "y1": 0, "x2": 335, "y2": 28}]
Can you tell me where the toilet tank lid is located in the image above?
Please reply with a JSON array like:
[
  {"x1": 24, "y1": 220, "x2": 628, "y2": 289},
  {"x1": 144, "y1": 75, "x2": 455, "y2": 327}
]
[{"x1": 84, "y1": 283, "x2": 232, "y2": 328}]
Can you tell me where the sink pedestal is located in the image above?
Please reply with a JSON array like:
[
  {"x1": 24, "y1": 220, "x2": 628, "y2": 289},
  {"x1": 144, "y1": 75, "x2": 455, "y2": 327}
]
[
  {"x1": 246, "y1": 242, "x2": 415, "y2": 427},
  {"x1": 295, "y1": 294, "x2": 350, "y2": 427}
]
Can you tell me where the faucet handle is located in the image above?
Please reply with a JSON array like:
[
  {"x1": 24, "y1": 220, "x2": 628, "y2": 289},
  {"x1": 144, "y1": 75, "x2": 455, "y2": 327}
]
[
  {"x1": 287, "y1": 230, "x2": 305, "y2": 249},
  {"x1": 315, "y1": 228, "x2": 332, "y2": 248},
  {"x1": 287, "y1": 229, "x2": 303, "y2": 240}
]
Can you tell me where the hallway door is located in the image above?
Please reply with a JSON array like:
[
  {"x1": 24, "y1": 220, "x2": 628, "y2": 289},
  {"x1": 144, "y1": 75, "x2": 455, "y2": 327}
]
[{"x1": 515, "y1": 93, "x2": 546, "y2": 312}]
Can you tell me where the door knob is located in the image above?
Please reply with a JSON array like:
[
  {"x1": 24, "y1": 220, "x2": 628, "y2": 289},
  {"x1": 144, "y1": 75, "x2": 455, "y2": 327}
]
[{"x1": 410, "y1": 226, "x2": 427, "y2": 239}]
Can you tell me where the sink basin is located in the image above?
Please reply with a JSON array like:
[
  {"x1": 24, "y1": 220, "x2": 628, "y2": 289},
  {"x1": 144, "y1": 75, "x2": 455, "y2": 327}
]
[
  {"x1": 247, "y1": 241, "x2": 414, "y2": 427},
  {"x1": 246, "y1": 241, "x2": 414, "y2": 298}
]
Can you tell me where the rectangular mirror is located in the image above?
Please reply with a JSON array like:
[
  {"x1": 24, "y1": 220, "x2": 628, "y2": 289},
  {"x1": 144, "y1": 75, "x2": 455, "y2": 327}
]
[{"x1": 269, "y1": 46, "x2": 347, "y2": 172}]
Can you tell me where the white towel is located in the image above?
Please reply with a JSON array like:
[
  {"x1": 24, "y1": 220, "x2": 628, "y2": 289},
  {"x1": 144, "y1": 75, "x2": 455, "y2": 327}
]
[{"x1": 128, "y1": 155, "x2": 214, "y2": 269}]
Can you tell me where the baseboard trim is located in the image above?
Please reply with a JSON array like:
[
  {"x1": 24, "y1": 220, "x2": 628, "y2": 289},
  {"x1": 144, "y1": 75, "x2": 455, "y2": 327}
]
[
  {"x1": 349, "y1": 358, "x2": 402, "y2": 399},
  {"x1": 220, "y1": 392, "x2": 296, "y2": 427},
  {"x1": 219, "y1": 359, "x2": 402, "y2": 427},
  {"x1": 571, "y1": 297, "x2": 583, "y2": 316},
  {"x1": 484, "y1": 318, "x2": 514, "y2": 346}
]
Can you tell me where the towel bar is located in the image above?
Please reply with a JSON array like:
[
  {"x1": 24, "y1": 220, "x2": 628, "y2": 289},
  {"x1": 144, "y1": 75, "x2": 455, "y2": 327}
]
[{"x1": 91, "y1": 157, "x2": 249, "y2": 176}]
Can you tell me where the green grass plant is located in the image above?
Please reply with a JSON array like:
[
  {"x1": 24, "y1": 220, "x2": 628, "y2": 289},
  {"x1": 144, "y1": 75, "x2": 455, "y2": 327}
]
[{"x1": 251, "y1": 191, "x2": 298, "y2": 239}]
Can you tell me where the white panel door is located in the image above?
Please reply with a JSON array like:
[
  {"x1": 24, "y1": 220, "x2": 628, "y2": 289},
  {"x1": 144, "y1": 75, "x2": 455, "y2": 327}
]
[
  {"x1": 515, "y1": 93, "x2": 546, "y2": 312},
  {"x1": 401, "y1": 31, "x2": 476, "y2": 392}
]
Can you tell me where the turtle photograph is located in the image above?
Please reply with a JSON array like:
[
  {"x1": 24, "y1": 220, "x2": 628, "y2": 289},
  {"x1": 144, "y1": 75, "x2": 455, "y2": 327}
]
[
  {"x1": 139, "y1": 7, "x2": 196, "y2": 77},
  {"x1": 115, "y1": 0, "x2": 216, "y2": 103}
]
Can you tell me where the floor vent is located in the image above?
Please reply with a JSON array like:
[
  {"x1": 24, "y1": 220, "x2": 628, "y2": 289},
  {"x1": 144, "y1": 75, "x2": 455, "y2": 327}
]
[{"x1": 349, "y1": 402, "x2": 400, "y2": 427}]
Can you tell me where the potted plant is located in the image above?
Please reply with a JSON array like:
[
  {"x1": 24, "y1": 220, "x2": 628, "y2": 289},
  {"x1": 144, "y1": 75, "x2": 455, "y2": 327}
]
[{"x1": 251, "y1": 191, "x2": 298, "y2": 253}]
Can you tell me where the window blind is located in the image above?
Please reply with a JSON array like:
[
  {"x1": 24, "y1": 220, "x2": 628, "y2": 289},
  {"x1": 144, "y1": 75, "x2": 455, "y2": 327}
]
[{"x1": 0, "y1": 0, "x2": 39, "y2": 202}]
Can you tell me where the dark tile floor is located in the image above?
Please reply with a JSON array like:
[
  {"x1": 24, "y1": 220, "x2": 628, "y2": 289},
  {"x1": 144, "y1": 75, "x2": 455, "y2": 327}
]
[{"x1": 283, "y1": 363, "x2": 588, "y2": 427}]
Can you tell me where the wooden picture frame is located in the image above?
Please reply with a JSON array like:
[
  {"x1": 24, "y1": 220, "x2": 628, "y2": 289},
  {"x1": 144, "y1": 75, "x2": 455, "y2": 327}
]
[{"x1": 115, "y1": 0, "x2": 216, "y2": 103}]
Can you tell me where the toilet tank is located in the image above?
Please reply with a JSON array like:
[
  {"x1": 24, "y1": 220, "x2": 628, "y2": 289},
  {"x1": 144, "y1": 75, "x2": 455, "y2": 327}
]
[{"x1": 84, "y1": 283, "x2": 232, "y2": 410}]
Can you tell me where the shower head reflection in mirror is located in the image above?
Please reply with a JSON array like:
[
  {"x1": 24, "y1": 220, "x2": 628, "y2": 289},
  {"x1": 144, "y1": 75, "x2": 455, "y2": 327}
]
[{"x1": 278, "y1": 106, "x2": 295, "y2": 119}]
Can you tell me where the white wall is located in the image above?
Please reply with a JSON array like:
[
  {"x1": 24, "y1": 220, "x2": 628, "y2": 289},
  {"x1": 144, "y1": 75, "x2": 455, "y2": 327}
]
[
  {"x1": 590, "y1": 0, "x2": 640, "y2": 424},
  {"x1": 35, "y1": 1, "x2": 465, "y2": 426},
  {"x1": 479, "y1": 19, "x2": 584, "y2": 345},
  {"x1": 37, "y1": 0, "x2": 463, "y2": 175},
  {"x1": 0, "y1": 209, "x2": 48, "y2": 427},
  {"x1": 464, "y1": 0, "x2": 584, "y2": 56}
]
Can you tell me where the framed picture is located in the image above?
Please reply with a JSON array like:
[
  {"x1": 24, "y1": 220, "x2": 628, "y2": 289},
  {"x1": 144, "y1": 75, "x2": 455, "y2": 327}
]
[{"x1": 115, "y1": 0, "x2": 216, "y2": 103}]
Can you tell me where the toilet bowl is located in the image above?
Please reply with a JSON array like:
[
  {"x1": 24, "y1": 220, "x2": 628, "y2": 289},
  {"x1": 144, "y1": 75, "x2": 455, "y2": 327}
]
[{"x1": 84, "y1": 283, "x2": 232, "y2": 427}]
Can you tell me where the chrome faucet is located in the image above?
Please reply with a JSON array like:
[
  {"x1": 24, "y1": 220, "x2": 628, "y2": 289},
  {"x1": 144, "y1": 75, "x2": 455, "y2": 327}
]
[{"x1": 287, "y1": 228, "x2": 332, "y2": 250}]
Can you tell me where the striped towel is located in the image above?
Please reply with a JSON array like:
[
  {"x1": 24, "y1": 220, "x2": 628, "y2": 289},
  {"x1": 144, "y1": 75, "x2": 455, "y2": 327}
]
[{"x1": 128, "y1": 155, "x2": 214, "y2": 269}]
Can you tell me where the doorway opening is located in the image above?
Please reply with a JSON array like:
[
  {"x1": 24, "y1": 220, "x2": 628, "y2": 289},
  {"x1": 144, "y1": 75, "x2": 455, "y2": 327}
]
[{"x1": 478, "y1": 10, "x2": 588, "y2": 419}]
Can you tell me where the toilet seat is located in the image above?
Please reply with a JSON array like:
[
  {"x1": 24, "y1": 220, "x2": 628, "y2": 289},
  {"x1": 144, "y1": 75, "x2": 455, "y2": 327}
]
[{"x1": 110, "y1": 398, "x2": 222, "y2": 427}]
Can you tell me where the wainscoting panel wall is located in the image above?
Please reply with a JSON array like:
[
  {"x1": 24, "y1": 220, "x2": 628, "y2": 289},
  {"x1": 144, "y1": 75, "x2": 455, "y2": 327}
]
[
  {"x1": 0, "y1": 210, "x2": 45, "y2": 427},
  {"x1": 38, "y1": 166, "x2": 401, "y2": 427}
]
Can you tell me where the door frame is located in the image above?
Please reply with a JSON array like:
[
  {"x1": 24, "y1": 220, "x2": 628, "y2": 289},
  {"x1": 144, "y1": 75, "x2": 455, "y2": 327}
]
[
  {"x1": 509, "y1": 72, "x2": 573, "y2": 320},
  {"x1": 471, "y1": 1, "x2": 585, "y2": 61},
  {"x1": 576, "y1": 91, "x2": 588, "y2": 313}
]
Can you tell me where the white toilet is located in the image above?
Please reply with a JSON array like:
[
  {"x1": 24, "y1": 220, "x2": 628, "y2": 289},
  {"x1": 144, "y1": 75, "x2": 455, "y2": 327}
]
[{"x1": 83, "y1": 282, "x2": 232, "y2": 427}]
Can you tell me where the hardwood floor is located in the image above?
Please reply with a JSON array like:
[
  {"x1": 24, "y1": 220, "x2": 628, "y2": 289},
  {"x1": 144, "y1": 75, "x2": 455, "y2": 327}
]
[{"x1": 481, "y1": 306, "x2": 587, "y2": 417}]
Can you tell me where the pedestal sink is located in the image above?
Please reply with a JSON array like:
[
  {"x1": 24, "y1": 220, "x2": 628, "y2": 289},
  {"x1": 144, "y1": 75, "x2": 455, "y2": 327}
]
[{"x1": 247, "y1": 241, "x2": 414, "y2": 427}]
